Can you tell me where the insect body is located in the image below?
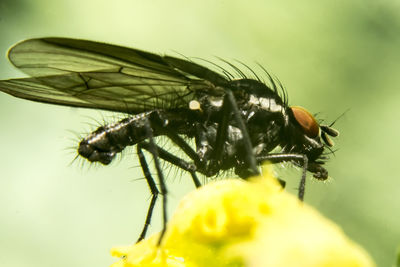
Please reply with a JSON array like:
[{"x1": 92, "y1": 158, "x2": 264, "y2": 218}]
[{"x1": 0, "y1": 38, "x2": 338, "y2": 243}]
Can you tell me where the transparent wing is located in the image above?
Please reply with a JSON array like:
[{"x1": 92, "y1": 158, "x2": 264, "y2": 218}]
[{"x1": 0, "y1": 38, "x2": 228, "y2": 113}]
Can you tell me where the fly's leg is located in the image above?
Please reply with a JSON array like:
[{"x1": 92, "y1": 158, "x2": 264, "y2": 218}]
[
  {"x1": 135, "y1": 140, "x2": 200, "y2": 244},
  {"x1": 209, "y1": 89, "x2": 259, "y2": 176},
  {"x1": 257, "y1": 153, "x2": 308, "y2": 201},
  {"x1": 154, "y1": 125, "x2": 202, "y2": 168},
  {"x1": 225, "y1": 90, "x2": 258, "y2": 175},
  {"x1": 136, "y1": 143, "x2": 159, "y2": 243},
  {"x1": 135, "y1": 116, "x2": 202, "y2": 243},
  {"x1": 139, "y1": 141, "x2": 201, "y2": 188},
  {"x1": 140, "y1": 118, "x2": 168, "y2": 245},
  {"x1": 149, "y1": 117, "x2": 202, "y2": 187}
]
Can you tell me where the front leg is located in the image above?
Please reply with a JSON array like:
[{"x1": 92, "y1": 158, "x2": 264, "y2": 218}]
[{"x1": 257, "y1": 153, "x2": 308, "y2": 201}]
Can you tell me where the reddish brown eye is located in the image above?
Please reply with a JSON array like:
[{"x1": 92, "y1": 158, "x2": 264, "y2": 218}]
[{"x1": 291, "y1": 106, "x2": 320, "y2": 138}]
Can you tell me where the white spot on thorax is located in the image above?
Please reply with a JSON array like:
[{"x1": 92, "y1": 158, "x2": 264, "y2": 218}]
[
  {"x1": 209, "y1": 98, "x2": 223, "y2": 107},
  {"x1": 249, "y1": 95, "x2": 282, "y2": 112}
]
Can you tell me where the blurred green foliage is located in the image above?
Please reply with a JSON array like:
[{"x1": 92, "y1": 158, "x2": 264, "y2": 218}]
[{"x1": 0, "y1": 0, "x2": 399, "y2": 266}]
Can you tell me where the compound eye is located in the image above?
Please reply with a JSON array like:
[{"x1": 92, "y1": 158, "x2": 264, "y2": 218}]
[{"x1": 291, "y1": 106, "x2": 320, "y2": 138}]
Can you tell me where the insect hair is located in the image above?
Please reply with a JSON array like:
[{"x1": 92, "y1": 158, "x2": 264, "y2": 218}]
[
  {"x1": 189, "y1": 56, "x2": 289, "y2": 107},
  {"x1": 67, "y1": 111, "x2": 133, "y2": 169},
  {"x1": 192, "y1": 57, "x2": 235, "y2": 81}
]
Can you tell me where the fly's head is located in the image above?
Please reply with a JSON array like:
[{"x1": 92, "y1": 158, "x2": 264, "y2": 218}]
[{"x1": 286, "y1": 106, "x2": 339, "y2": 180}]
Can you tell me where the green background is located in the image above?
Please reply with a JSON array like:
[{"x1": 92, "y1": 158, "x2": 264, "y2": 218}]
[{"x1": 0, "y1": 0, "x2": 399, "y2": 266}]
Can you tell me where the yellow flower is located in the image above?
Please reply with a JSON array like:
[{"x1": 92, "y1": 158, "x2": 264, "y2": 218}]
[{"x1": 110, "y1": 165, "x2": 375, "y2": 267}]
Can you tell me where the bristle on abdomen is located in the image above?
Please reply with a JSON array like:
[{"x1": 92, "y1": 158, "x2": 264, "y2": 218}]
[{"x1": 78, "y1": 113, "x2": 151, "y2": 165}]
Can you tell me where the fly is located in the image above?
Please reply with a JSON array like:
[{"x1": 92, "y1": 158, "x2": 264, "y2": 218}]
[{"x1": 0, "y1": 38, "x2": 339, "y2": 244}]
